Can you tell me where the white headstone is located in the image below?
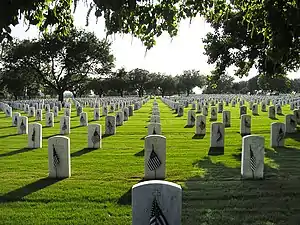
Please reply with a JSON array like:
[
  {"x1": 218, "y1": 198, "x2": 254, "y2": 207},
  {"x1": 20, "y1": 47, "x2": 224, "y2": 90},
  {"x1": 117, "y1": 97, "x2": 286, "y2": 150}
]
[
  {"x1": 177, "y1": 105, "x2": 184, "y2": 117},
  {"x1": 48, "y1": 136, "x2": 71, "y2": 178},
  {"x1": 46, "y1": 112, "x2": 54, "y2": 127},
  {"x1": 148, "y1": 123, "x2": 161, "y2": 135},
  {"x1": 105, "y1": 116, "x2": 116, "y2": 135},
  {"x1": 12, "y1": 112, "x2": 20, "y2": 127},
  {"x1": 128, "y1": 106, "x2": 134, "y2": 116},
  {"x1": 195, "y1": 115, "x2": 206, "y2": 135},
  {"x1": 241, "y1": 135, "x2": 265, "y2": 179},
  {"x1": 144, "y1": 135, "x2": 166, "y2": 180},
  {"x1": 210, "y1": 107, "x2": 217, "y2": 121},
  {"x1": 293, "y1": 109, "x2": 300, "y2": 125},
  {"x1": 123, "y1": 107, "x2": 129, "y2": 121},
  {"x1": 60, "y1": 116, "x2": 70, "y2": 134},
  {"x1": 270, "y1": 122, "x2": 285, "y2": 147},
  {"x1": 240, "y1": 114, "x2": 251, "y2": 136},
  {"x1": 187, "y1": 110, "x2": 196, "y2": 126},
  {"x1": 268, "y1": 106, "x2": 276, "y2": 119},
  {"x1": 196, "y1": 103, "x2": 202, "y2": 113},
  {"x1": 218, "y1": 102, "x2": 223, "y2": 113},
  {"x1": 275, "y1": 104, "x2": 282, "y2": 115},
  {"x1": 115, "y1": 112, "x2": 124, "y2": 126},
  {"x1": 88, "y1": 124, "x2": 102, "y2": 149},
  {"x1": 102, "y1": 106, "x2": 108, "y2": 116},
  {"x1": 285, "y1": 114, "x2": 297, "y2": 133},
  {"x1": 222, "y1": 111, "x2": 231, "y2": 127},
  {"x1": 18, "y1": 116, "x2": 28, "y2": 134},
  {"x1": 64, "y1": 108, "x2": 71, "y2": 117},
  {"x1": 261, "y1": 102, "x2": 267, "y2": 112},
  {"x1": 203, "y1": 105, "x2": 208, "y2": 116},
  {"x1": 53, "y1": 106, "x2": 59, "y2": 117},
  {"x1": 36, "y1": 109, "x2": 43, "y2": 121},
  {"x1": 28, "y1": 107, "x2": 35, "y2": 117},
  {"x1": 210, "y1": 122, "x2": 224, "y2": 148},
  {"x1": 5, "y1": 106, "x2": 12, "y2": 117},
  {"x1": 240, "y1": 106, "x2": 247, "y2": 118},
  {"x1": 79, "y1": 112, "x2": 88, "y2": 126},
  {"x1": 94, "y1": 108, "x2": 100, "y2": 121},
  {"x1": 28, "y1": 123, "x2": 42, "y2": 148},
  {"x1": 76, "y1": 106, "x2": 83, "y2": 116},
  {"x1": 252, "y1": 104, "x2": 258, "y2": 115},
  {"x1": 150, "y1": 115, "x2": 160, "y2": 123},
  {"x1": 132, "y1": 180, "x2": 182, "y2": 225}
]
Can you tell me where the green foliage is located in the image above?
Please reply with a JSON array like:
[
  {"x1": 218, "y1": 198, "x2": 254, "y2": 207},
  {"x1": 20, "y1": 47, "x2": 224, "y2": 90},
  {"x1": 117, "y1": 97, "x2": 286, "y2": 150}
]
[
  {"x1": 258, "y1": 74, "x2": 291, "y2": 93},
  {"x1": 1, "y1": 29, "x2": 114, "y2": 101}
]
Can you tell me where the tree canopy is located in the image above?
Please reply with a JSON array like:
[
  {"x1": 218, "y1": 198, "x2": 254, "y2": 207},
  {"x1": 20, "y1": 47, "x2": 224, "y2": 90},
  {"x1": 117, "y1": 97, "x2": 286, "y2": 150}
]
[{"x1": 1, "y1": 28, "x2": 114, "y2": 101}]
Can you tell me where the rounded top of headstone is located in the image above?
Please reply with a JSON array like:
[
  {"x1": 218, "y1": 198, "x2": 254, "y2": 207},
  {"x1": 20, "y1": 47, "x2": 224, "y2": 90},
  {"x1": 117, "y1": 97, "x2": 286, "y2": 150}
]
[
  {"x1": 31, "y1": 122, "x2": 42, "y2": 126},
  {"x1": 132, "y1": 180, "x2": 181, "y2": 190},
  {"x1": 48, "y1": 135, "x2": 70, "y2": 141},
  {"x1": 242, "y1": 135, "x2": 265, "y2": 141},
  {"x1": 145, "y1": 134, "x2": 166, "y2": 140}
]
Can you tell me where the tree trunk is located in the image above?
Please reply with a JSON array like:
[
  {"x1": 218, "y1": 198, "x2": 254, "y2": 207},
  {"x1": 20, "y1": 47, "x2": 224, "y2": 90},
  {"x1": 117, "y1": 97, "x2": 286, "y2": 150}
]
[{"x1": 58, "y1": 91, "x2": 64, "y2": 102}]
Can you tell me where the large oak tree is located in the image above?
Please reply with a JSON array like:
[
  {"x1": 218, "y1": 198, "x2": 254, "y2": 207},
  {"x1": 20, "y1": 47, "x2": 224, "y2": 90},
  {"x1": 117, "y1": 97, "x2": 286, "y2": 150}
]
[{"x1": 1, "y1": 29, "x2": 114, "y2": 101}]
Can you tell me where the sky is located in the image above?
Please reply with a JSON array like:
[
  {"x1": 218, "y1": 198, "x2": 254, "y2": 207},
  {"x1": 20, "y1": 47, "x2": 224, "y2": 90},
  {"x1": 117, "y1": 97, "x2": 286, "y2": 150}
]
[{"x1": 10, "y1": 1, "x2": 300, "y2": 84}]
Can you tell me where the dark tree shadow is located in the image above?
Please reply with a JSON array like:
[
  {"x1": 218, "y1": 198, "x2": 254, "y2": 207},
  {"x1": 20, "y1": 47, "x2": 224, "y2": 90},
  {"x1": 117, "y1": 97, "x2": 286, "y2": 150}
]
[
  {"x1": 270, "y1": 117, "x2": 279, "y2": 120},
  {"x1": 175, "y1": 115, "x2": 182, "y2": 117},
  {"x1": 184, "y1": 125, "x2": 194, "y2": 128},
  {"x1": 117, "y1": 178, "x2": 146, "y2": 205},
  {"x1": 209, "y1": 118, "x2": 217, "y2": 122},
  {"x1": 134, "y1": 149, "x2": 144, "y2": 157},
  {"x1": 0, "y1": 148, "x2": 36, "y2": 158},
  {"x1": 182, "y1": 155, "x2": 300, "y2": 224},
  {"x1": 0, "y1": 178, "x2": 65, "y2": 203},
  {"x1": 102, "y1": 134, "x2": 114, "y2": 138},
  {"x1": 285, "y1": 130, "x2": 300, "y2": 142},
  {"x1": 277, "y1": 113, "x2": 285, "y2": 116},
  {"x1": 43, "y1": 134, "x2": 58, "y2": 139},
  {"x1": 0, "y1": 126, "x2": 13, "y2": 130},
  {"x1": 70, "y1": 125, "x2": 82, "y2": 129},
  {"x1": 0, "y1": 133, "x2": 20, "y2": 139},
  {"x1": 208, "y1": 147, "x2": 224, "y2": 156},
  {"x1": 71, "y1": 148, "x2": 98, "y2": 157},
  {"x1": 192, "y1": 134, "x2": 205, "y2": 139}
]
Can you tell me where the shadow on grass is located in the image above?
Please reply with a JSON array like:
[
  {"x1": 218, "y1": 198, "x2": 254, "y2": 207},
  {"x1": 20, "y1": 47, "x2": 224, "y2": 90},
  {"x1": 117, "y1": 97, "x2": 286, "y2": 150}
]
[
  {"x1": 0, "y1": 147, "x2": 35, "y2": 158},
  {"x1": 102, "y1": 134, "x2": 114, "y2": 139},
  {"x1": 277, "y1": 113, "x2": 285, "y2": 116},
  {"x1": 192, "y1": 134, "x2": 205, "y2": 139},
  {"x1": 0, "y1": 126, "x2": 13, "y2": 130},
  {"x1": 252, "y1": 114, "x2": 260, "y2": 116},
  {"x1": 43, "y1": 134, "x2": 59, "y2": 139},
  {"x1": 71, "y1": 148, "x2": 98, "y2": 157},
  {"x1": 70, "y1": 125, "x2": 82, "y2": 130},
  {"x1": 140, "y1": 136, "x2": 146, "y2": 140},
  {"x1": 208, "y1": 147, "x2": 224, "y2": 156},
  {"x1": 0, "y1": 178, "x2": 65, "y2": 203},
  {"x1": 270, "y1": 117, "x2": 279, "y2": 120},
  {"x1": 183, "y1": 154, "x2": 300, "y2": 224},
  {"x1": 175, "y1": 115, "x2": 182, "y2": 117},
  {"x1": 285, "y1": 130, "x2": 300, "y2": 142},
  {"x1": 134, "y1": 149, "x2": 144, "y2": 157},
  {"x1": 0, "y1": 133, "x2": 20, "y2": 139},
  {"x1": 184, "y1": 125, "x2": 194, "y2": 128},
  {"x1": 117, "y1": 178, "x2": 145, "y2": 205},
  {"x1": 209, "y1": 118, "x2": 217, "y2": 122}
]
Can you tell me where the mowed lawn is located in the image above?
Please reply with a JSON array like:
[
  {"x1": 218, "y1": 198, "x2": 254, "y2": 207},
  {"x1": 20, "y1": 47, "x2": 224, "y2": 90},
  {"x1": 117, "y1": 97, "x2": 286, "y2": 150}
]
[{"x1": 0, "y1": 98, "x2": 300, "y2": 225}]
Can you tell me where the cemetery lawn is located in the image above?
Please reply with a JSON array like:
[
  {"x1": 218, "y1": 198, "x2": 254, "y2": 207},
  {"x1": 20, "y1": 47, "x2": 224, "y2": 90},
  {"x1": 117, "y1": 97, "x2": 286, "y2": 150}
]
[{"x1": 1, "y1": 99, "x2": 300, "y2": 225}]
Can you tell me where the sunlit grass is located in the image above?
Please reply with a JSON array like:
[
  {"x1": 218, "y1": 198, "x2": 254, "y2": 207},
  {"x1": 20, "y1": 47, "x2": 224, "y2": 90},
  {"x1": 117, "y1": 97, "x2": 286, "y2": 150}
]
[{"x1": 0, "y1": 98, "x2": 299, "y2": 224}]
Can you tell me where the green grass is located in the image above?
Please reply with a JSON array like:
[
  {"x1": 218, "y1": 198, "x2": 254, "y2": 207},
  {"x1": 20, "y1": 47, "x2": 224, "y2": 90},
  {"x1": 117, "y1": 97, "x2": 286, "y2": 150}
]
[{"x1": 0, "y1": 99, "x2": 300, "y2": 225}]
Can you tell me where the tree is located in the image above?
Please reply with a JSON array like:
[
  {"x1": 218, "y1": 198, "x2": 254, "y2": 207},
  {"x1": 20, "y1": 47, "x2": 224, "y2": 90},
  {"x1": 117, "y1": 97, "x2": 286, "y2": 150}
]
[
  {"x1": 178, "y1": 70, "x2": 206, "y2": 96},
  {"x1": 257, "y1": 74, "x2": 291, "y2": 93},
  {"x1": 247, "y1": 76, "x2": 259, "y2": 94},
  {"x1": 128, "y1": 68, "x2": 150, "y2": 97},
  {"x1": 1, "y1": 29, "x2": 114, "y2": 102},
  {"x1": 232, "y1": 81, "x2": 248, "y2": 94},
  {"x1": 88, "y1": 78, "x2": 110, "y2": 97},
  {"x1": 204, "y1": 72, "x2": 234, "y2": 94},
  {"x1": 109, "y1": 68, "x2": 129, "y2": 97},
  {"x1": 291, "y1": 79, "x2": 300, "y2": 93},
  {"x1": 159, "y1": 75, "x2": 176, "y2": 97}
]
